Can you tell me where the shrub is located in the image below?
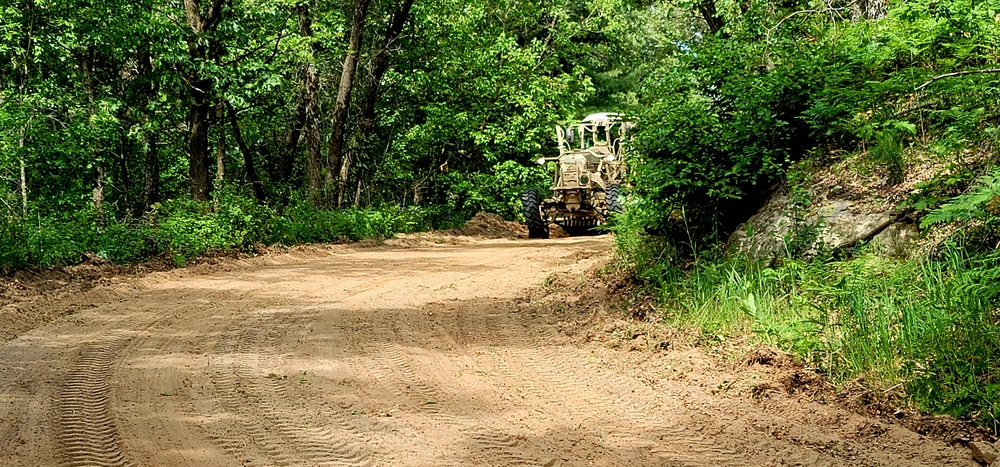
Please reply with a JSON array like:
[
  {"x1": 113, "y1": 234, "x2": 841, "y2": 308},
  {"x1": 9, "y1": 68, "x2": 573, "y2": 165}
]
[
  {"x1": 153, "y1": 199, "x2": 233, "y2": 262},
  {"x1": 439, "y1": 160, "x2": 551, "y2": 222}
]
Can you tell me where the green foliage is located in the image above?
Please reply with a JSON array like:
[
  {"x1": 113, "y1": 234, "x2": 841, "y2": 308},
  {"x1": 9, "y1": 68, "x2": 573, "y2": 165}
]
[
  {"x1": 1, "y1": 0, "x2": 626, "y2": 251},
  {"x1": 0, "y1": 193, "x2": 444, "y2": 270},
  {"x1": 903, "y1": 249, "x2": 1000, "y2": 424},
  {"x1": 870, "y1": 129, "x2": 907, "y2": 185},
  {"x1": 617, "y1": 0, "x2": 1000, "y2": 427},
  {"x1": 780, "y1": 183, "x2": 827, "y2": 259},
  {"x1": 0, "y1": 218, "x2": 28, "y2": 268},
  {"x1": 0, "y1": 209, "x2": 155, "y2": 268},
  {"x1": 153, "y1": 200, "x2": 236, "y2": 262},
  {"x1": 622, "y1": 243, "x2": 1000, "y2": 429},
  {"x1": 922, "y1": 168, "x2": 1000, "y2": 229},
  {"x1": 916, "y1": 167, "x2": 1000, "y2": 251},
  {"x1": 613, "y1": 215, "x2": 684, "y2": 288},
  {"x1": 629, "y1": 17, "x2": 827, "y2": 245},
  {"x1": 440, "y1": 160, "x2": 551, "y2": 221},
  {"x1": 270, "y1": 199, "x2": 434, "y2": 245},
  {"x1": 92, "y1": 220, "x2": 156, "y2": 264},
  {"x1": 625, "y1": 0, "x2": 999, "y2": 252}
]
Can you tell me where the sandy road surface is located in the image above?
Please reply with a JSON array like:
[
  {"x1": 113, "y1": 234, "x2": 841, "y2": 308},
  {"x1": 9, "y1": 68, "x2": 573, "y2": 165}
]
[{"x1": 0, "y1": 235, "x2": 979, "y2": 466}]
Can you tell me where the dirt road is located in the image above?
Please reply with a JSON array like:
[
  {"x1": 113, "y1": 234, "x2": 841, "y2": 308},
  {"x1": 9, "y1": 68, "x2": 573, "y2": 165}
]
[{"x1": 0, "y1": 235, "x2": 980, "y2": 466}]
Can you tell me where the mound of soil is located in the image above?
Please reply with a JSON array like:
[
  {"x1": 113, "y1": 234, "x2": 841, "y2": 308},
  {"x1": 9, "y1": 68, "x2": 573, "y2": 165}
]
[{"x1": 446, "y1": 212, "x2": 528, "y2": 239}]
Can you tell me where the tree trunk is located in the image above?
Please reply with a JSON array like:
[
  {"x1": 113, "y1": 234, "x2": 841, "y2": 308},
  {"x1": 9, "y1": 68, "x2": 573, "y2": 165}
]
[
  {"x1": 117, "y1": 130, "x2": 132, "y2": 219},
  {"x1": 17, "y1": 1, "x2": 34, "y2": 217},
  {"x1": 281, "y1": 98, "x2": 305, "y2": 183},
  {"x1": 216, "y1": 112, "x2": 226, "y2": 184},
  {"x1": 92, "y1": 166, "x2": 105, "y2": 221},
  {"x1": 19, "y1": 158, "x2": 27, "y2": 216},
  {"x1": 224, "y1": 101, "x2": 267, "y2": 202},
  {"x1": 296, "y1": 4, "x2": 324, "y2": 204},
  {"x1": 304, "y1": 63, "x2": 322, "y2": 204},
  {"x1": 144, "y1": 132, "x2": 160, "y2": 209},
  {"x1": 339, "y1": 0, "x2": 411, "y2": 207},
  {"x1": 183, "y1": 0, "x2": 227, "y2": 202},
  {"x1": 851, "y1": 0, "x2": 886, "y2": 21},
  {"x1": 139, "y1": 46, "x2": 160, "y2": 210},
  {"x1": 697, "y1": 0, "x2": 726, "y2": 37},
  {"x1": 80, "y1": 45, "x2": 109, "y2": 219},
  {"x1": 280, "y1": 3, "x2": 315, "y2": 185},
  {"x1": 327, "y1": 0, "x2": 372, "y2": 205},
  {"x1": 188, "y1": 93, "x2": 213, "y2": 201},
  {"x1": 354, "y1": 176, "x2": 363, "y2": 207},
  {"x1": 18, "y1": 125, "x2": 27, "y2": 216}
]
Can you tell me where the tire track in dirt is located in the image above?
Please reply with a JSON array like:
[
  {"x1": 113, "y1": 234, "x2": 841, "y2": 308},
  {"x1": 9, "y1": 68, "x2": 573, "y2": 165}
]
[
  {"x1": 320, "y1": 244, "x2": 591, "y2": 465},
  {"x1": 173, "y1": 249, "x2": 420, "y2": 465},
  {"x1": 467, "y1": 314, "x2": 657, "y2": 463},
  {"x1": 427, "y1": 298, "x2": 743, "y2": 466},
  {"x1": 376, "y1": 342, "x2": 453, "y2": 417},
  {"x1": 371, "y1": 341, "x2": 544, "y2": 466},
  {"x1": 367, "y1": 251, "x2": 640, "y2": 465},
  {"x1": 0, "y1": 285, "x2": 209, "y2": 466},
  {"x1": 523, "y1": 338, "x2": 742, "y2": 466},
  {"x1": 202, "y1": 309, "x2": 373, "y2": 466},
  {"x1": 111, "y1": 273, "x2": 275, "y2": 466},
  {"x1": 465, "y1": 430, "x2": 541, "y2": 466},
  {"x1": 57, "y1": 335, "x2": 132, "y2": 467},
  {"x1": 115, "y1": 250, "x2": 394, "y2": 465},
  {"x1": 1, "y1": 236, "x2": 980, "y2": 466}
]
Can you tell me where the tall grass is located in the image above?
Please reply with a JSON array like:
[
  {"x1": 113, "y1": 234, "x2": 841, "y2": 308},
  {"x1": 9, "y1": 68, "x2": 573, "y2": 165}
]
[{"x1": 621, "y1": 234, "x2": 1000, "y2": 430}]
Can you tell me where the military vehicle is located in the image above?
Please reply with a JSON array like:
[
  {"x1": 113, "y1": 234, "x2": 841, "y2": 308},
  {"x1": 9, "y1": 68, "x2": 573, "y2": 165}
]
[{"x1": 522, "y1": 112, "x2": 632, "y2": 239}]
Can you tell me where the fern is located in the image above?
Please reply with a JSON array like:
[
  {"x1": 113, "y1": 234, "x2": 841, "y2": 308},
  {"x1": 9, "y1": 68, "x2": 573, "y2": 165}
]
[{"x1": 921, "y1": 168, "x2": 1000, "y2": 229}]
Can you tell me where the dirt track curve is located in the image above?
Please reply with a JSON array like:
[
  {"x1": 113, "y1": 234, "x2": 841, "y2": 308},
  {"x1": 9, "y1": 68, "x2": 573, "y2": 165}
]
[{"x1": 0, "y1": 235, "x2": 980, "y2": 466}]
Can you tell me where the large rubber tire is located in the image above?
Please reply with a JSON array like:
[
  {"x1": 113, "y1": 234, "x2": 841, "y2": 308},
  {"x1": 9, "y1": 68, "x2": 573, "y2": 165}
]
[
  {"x1": 521, "y1": 189, "x2": 549, "y2": 239},
  {"x1": 605, "y1": 184, "x2": 624, "y2": 216}
]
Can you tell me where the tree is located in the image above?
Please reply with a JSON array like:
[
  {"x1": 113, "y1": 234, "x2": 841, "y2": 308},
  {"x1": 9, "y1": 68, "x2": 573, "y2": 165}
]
[
  {"x1": 327, "y1": 0, "x2": 372, "y2": 206},
  {"x1": 182, "y1": 0, "x2": 228, "y2": 202},
  {"x1": 342, "y1": 0, "x2": 415, "y2": 207},
  {"x1": 292, "y1": 3, "x2": 325, "y2": 204}
]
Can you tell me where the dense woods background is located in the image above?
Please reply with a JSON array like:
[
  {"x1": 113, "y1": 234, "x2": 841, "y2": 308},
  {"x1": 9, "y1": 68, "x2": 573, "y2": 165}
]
[
  {"x1": 1, "y1": 0, "x2": 644, "y2": 265},
  {"x1": 4, "y1": 0, "x2": 1000, "y2": 432}
]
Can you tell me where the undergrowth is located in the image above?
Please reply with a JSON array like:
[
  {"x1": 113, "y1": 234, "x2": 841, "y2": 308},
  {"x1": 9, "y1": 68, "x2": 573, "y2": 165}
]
[
  {"x1": 0, "y1": 193, "x2": 455, "y2": 270},
  {"x1": 618, "y1": 230, "x2": 1000, "y2": 431}
]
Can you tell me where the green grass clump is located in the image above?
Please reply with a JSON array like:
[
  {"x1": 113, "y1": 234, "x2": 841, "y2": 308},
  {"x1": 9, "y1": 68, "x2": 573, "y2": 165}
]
[{"x1": 621, "y1": 233, "x2": 1000, "y2": 430}]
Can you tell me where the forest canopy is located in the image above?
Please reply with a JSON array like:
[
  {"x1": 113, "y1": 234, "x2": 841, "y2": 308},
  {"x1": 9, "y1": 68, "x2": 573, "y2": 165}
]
[
  {"x1": 0, "y1": 0, "x2": 649, "y2": 265},
  {"x1": 1, "y1": 0, "x2": 998, "y2": 263}
]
